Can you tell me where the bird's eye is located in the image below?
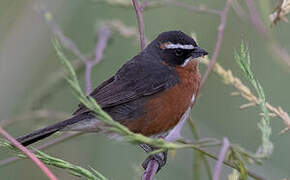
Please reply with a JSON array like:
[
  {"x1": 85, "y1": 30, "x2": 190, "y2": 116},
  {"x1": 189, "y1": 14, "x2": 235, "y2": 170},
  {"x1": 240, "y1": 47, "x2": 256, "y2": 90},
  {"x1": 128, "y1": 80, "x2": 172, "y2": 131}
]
[{"x1": 175, "y1": 49, "x2": 183, "y2": 56}]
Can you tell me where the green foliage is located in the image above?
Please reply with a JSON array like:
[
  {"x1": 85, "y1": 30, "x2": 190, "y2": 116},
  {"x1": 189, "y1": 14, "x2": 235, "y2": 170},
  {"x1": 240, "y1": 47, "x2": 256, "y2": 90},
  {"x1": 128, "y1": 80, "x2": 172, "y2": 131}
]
[
  {"x1": 0, "y1": 141, "x2": 107, "y2": 180},
  {"x1": 235, "y1": 41, "x2": 273, "y2": 157},
  {"x1": 227, "y1": 148, "x2": 248, "y2": 180},
  {"x1": 35, "y1": 150, "x2": 108, "y2": 180}
]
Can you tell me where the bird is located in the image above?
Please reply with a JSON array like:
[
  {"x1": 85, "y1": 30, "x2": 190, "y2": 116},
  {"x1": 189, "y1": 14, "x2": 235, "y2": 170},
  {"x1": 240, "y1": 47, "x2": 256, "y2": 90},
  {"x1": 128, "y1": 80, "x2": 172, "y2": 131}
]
[{"x1": 16, "y1": 31, "x2": 208, "y2": 151}]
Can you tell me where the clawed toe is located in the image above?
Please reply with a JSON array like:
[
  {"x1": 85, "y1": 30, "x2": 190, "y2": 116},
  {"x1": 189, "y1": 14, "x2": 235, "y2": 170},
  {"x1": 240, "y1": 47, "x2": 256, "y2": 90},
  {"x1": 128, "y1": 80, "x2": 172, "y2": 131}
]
[{"x1": 142, "y1": 150, "x2": 168, "y2": 172}]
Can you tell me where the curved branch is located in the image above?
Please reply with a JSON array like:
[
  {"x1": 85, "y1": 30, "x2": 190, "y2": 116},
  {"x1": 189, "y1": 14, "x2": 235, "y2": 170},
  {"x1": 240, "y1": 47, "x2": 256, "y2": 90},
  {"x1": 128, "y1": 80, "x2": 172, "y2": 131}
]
[
  {"x1": 201, "y1": 0, "x2": 232, "y2": 87},
  {"x1": 132, "y1": 0, "x2": 147, "y2": 50},
  {"x1": 0, "y1": 127, "x2": 57, "y2": 180}
]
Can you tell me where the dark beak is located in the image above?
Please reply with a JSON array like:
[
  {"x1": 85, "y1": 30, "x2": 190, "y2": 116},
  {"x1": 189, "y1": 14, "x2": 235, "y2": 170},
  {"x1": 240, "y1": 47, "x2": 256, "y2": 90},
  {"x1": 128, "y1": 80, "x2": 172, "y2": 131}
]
[{"x1": 191, "y1": 46, "x2": 208, "y2": 59}]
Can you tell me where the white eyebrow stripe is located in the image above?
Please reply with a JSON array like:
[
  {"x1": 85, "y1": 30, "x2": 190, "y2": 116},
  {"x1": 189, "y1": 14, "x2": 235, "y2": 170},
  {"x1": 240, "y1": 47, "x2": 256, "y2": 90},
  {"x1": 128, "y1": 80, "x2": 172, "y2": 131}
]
[{"x1": 165, "y1": 43, "x2": 195, "y2": 50}]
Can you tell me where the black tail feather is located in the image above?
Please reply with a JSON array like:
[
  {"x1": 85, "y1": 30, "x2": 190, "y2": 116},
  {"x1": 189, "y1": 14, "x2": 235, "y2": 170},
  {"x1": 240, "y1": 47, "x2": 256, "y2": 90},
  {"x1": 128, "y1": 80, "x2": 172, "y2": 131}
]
[
  {"x1": 16, "y1": 113, "x2": 94, "y2": 146},
  {"x1": 16, "y1": 127, "x2": 60, "y2": 146}
]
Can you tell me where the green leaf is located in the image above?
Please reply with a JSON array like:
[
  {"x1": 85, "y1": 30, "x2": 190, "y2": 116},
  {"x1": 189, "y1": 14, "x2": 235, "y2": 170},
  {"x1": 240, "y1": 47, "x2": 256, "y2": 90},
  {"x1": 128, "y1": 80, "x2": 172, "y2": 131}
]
[{"x1": 235, "y1": 41, "x2": 273, "y2": 158}]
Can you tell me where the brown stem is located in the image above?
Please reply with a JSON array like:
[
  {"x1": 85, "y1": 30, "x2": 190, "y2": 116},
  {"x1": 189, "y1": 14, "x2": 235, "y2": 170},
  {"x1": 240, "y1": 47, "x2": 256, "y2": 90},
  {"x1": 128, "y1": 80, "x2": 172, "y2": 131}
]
[
  {"x1": 142, "y1": 160, "x2": 159, "y2": 180},
  {"x1": 0, "y1": 126, "x2": 58, "y2": 180},
  {"x1": 0, "y1": 132, "x2": 81, "y2": 166},
  {"x1": 85, "y1": 26, "x2": 111, "y2": 94},
  {"x1": 132, "y1": 0, "x2": 146, "y2": 50},
  {"x1": 201, "y1": 0, "x2": 232, "y2": 87},
  {"x1": 213, "y1": 138, "x2": 230, "y2": 180}
]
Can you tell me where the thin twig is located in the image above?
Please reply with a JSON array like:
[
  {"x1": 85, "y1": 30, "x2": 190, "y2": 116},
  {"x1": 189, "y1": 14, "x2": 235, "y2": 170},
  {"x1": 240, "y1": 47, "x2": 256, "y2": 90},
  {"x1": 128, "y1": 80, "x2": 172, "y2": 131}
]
[
  {"x1": 142, "y1": 160, "x2": 159, "y2": 180},
  {"x1": 244, "y1": 0, "x2": 267, "y2": 37},
  {"x1": 0, "y1": 132, "x2": 81, "y2": 166},
  {"x1": 0, "y1": 126, "x2": 58, "y2": 180},
  {"x1": 243, "y1": 0, "x2": 290, "y2": 67},
  {"x1": 85, "y1": 26, "x2": 111, "y2": 94},
  {"x1": 132, "y1": 0, "x2": 147, "y2": 49},
  {"x1": 213, "y1": 138, "x2": 230, "y2": 180},
  {"x1": 37, "y1": 5, "x2": 87, "y2": 62},
  {"x1": 201, "y1": 0, "x2": 232, "y2": 87}
]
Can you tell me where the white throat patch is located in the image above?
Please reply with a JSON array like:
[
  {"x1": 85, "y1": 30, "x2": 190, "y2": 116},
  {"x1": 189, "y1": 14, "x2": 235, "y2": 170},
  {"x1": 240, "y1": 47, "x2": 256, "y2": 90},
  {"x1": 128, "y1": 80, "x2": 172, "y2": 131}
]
[
  {"x1": 165, "y1": 43, "x2": 195, "y2": 50},
  {"x1": 181, "y1": 56, "x2": 193, "y2": 67}
]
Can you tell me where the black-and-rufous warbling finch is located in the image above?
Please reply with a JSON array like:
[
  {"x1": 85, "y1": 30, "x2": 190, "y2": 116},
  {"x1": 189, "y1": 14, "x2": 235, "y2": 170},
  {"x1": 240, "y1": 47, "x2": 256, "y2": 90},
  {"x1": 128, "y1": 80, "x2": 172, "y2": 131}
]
[{"x1": 17, "y1": 30, "x2": 208, "y2": 168}]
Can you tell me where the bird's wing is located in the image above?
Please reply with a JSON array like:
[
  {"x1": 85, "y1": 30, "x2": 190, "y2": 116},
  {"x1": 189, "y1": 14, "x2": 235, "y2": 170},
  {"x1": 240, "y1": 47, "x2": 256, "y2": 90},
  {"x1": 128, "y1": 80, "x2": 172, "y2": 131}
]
[{"x1": 73, "y1": 56, "x2": 179, "y2": 115}]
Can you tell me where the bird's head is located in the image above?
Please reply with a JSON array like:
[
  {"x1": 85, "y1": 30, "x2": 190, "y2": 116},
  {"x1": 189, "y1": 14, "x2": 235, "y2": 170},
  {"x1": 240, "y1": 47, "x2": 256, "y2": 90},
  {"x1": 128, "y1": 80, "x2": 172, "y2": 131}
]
[{"x1": 146, "y1": 31, "x2": 208, "y2": 67}]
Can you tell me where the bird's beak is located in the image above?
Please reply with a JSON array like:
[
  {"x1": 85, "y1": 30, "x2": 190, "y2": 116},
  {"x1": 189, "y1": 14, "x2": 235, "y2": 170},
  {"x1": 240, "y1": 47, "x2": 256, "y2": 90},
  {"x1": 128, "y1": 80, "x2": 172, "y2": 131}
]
[{"x1": 191, "y1": 47, "x2": 208, "y2": 59}]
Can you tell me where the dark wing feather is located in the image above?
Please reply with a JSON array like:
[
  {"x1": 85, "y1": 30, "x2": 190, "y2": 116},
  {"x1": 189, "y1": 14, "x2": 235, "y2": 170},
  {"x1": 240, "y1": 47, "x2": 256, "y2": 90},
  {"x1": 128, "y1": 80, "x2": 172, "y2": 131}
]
[{"x1": 73, "y1": 55, "x2": 178, "y2": 115}]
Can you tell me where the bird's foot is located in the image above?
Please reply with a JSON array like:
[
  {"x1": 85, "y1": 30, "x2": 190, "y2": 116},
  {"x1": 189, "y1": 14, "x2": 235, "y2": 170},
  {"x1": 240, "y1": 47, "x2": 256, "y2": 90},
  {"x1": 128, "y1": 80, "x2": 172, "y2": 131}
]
[
  {"x1": 142, "y1": 150, "x2": 168, "y2": 172},
  {"x1": 140, "y1": 144, "x2": 168, "y2": 172}
]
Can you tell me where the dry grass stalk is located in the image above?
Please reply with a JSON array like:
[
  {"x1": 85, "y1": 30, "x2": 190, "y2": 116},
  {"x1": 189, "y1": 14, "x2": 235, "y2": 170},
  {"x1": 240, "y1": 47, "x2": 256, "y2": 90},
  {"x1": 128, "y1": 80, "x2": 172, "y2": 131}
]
[
  {"x1": 270, "y1": 0, "x2": 290, "y2": 24},
  {"x1": 201, "y1": 57, "x2": 290, "y2": 134},
  {"x1": 105, "y1": 20, "x2": 139, "y2": 41}
]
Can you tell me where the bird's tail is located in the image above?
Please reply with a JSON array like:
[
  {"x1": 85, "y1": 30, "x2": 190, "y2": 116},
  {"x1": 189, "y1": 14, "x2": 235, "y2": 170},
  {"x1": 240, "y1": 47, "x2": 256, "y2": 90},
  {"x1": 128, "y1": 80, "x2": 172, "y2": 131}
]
[{"x1": 16, "y1": 113, "x2": 96, "y2": 146}]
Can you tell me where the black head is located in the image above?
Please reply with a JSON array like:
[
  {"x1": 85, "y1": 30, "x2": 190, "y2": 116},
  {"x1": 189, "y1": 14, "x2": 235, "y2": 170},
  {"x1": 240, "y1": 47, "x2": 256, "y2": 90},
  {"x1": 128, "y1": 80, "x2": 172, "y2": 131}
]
[{"x1": 146, "y1": 31, "x2": 208, "y2": 66}]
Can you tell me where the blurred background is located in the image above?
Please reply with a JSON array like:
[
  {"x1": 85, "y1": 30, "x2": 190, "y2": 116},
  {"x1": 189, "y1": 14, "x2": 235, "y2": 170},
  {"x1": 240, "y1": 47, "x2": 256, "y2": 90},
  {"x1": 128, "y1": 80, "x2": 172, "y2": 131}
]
[{"x1": 1, "y1": 0, "x2": 290, "y2": 179}]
